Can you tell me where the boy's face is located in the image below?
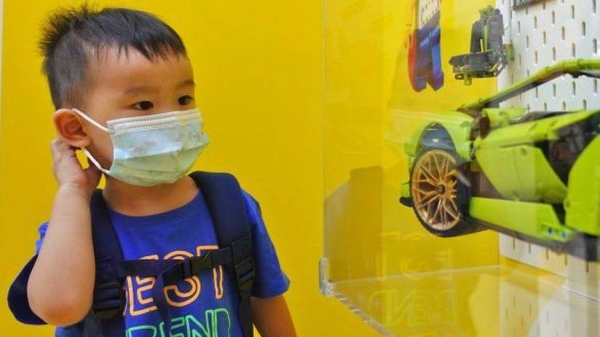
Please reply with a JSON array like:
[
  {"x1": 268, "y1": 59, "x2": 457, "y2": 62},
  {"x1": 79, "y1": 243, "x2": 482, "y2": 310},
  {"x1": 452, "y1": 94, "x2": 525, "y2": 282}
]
[{"x1": 78, "y1": 47, "x2": 196, "y2": 169}]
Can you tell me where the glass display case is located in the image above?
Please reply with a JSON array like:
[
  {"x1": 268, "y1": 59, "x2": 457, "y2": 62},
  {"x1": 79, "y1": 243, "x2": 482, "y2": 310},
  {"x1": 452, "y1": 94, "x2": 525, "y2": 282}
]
[{"x1": 321, "y1": 0, "x2": 600, "y2": 335}]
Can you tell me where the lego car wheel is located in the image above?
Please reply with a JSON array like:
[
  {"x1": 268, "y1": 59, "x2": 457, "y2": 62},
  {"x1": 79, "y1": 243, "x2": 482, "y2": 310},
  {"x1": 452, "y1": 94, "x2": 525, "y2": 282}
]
[{"x1": 410, "y1": 148, "x2": 472, "y2": 237}]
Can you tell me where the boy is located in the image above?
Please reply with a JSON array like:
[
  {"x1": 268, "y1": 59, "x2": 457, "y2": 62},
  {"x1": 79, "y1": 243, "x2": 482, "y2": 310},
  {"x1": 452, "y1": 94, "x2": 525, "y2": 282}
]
[{"x1": 8, "y1": 5, "x2": 295, "y2": 337}]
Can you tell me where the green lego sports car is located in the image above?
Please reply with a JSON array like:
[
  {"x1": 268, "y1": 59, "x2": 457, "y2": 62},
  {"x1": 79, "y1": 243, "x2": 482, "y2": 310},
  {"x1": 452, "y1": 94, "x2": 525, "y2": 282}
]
[{"x1": 397, "y1": 59, "x2": 600, "y2": 259}]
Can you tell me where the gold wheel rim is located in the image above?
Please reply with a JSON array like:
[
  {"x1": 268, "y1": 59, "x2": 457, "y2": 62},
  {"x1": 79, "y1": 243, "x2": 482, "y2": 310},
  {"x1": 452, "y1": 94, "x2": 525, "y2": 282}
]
[{"x1": 411, "y1": 149, "x2": 461, "y2": 231}]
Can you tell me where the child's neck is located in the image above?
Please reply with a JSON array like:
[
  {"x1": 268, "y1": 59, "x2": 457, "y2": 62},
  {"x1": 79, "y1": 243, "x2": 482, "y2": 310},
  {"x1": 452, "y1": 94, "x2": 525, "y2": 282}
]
[{"x1": 101, "y1": 175, "x2": 199, "y2": 216}]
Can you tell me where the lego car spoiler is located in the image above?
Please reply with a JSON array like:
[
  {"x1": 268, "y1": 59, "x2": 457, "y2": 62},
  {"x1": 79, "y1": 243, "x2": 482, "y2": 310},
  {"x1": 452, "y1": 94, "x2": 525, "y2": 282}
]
[{"x1": 458, "y1": 59, "x2": 600, "y2": 114}]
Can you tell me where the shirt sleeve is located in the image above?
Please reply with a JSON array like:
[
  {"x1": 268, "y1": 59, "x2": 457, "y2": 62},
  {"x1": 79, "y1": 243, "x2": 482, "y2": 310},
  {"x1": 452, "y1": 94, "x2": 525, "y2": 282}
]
[
  {"x1": 35, "y1": 222, "x2": 49, "y2": 254},
  {"x1": 242, "y1": 191, "x2": 290, "y2": 298},
  {"x1": 8, "y1": 222, "x2": 49, "y2": 325}
]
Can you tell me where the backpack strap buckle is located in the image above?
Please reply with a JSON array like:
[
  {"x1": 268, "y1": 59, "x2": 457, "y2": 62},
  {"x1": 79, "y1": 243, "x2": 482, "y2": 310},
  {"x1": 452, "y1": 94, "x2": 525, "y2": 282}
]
[
  {"x1": 235, "y1": 257, "x2": 255, "y2": 291},
  {"x1": 230, "y1": 238, "x2": 255, "y2": 291},
  {"x1": 177, "y1": 254, "x2": 214, "y2": 280},
  {"x1": 92, "y1": 282, "x2": 125, "y2": 319}
]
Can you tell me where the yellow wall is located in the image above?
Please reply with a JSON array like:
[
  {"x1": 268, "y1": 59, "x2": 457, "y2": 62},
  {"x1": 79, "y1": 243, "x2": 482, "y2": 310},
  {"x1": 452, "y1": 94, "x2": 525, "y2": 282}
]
[{"x1": 0, "y1": 0, "x2": 377, "y2": 336}]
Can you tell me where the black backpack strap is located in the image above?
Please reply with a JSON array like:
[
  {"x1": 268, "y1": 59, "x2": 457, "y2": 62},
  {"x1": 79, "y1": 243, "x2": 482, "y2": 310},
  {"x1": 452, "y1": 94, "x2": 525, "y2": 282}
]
[
  {"x1": 190, "y1": 171, "x2": 255, "y2": 337},
  {"x1": 89, "y1": 189, "x2": 127, "y2": 335}
]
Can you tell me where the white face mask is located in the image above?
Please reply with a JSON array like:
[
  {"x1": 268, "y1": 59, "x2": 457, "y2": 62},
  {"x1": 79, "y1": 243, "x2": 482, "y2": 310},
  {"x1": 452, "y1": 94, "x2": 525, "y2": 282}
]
[{"x1": 71, "y1": 108, "x2": 209, "y2": 186}]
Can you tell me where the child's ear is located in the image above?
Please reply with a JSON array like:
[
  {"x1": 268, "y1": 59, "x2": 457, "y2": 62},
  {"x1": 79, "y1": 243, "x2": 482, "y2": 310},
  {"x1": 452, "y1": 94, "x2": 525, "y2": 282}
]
[{"x1": 53, "y1": 108, "x2": 91, "y2": 148}]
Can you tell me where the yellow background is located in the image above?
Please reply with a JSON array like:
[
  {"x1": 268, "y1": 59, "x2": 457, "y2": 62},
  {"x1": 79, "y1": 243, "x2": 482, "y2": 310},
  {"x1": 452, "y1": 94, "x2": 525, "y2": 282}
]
[{"x1": 0, "y1": 0, "x2": 377, "y2": 336}]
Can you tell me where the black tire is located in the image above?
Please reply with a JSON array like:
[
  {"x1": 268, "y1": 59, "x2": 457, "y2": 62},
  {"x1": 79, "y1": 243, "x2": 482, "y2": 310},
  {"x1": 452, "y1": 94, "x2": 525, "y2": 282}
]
[{"x1": 409, "y1": 148, "x2": 475, "y2": 237}]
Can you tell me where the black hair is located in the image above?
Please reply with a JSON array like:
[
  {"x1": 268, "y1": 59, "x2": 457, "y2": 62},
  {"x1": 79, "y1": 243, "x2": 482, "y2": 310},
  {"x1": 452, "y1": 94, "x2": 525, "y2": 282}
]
[{"x1": 39, "y1": 4, "x2": 187, "y2": 109}]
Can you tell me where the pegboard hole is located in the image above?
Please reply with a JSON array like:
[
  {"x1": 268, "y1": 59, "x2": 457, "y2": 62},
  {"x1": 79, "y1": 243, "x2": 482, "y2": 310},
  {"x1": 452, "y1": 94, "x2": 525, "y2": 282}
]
[
  {"x1": 553, "y1": 84, "x2": 557, "y2": 97},
  {"x1": 561, "y1": 26, "x2": 566, "y2": 40},
  {"x1": 562, "y1": 101, "x2": 567, "y2": 110},
  {"x1": 552, "y1": 47, "x2": 556, "y2": 61},
  {"x1": 594, "y1": 79, "x2": 598, "y2": 94},
  {"x1": 543, "y1": 31, "x2": 547, "y2": 45},
  {"x1": 582, "y1": 21, "x2": 587, "y2": 36},
  {"x1": 534, "y1": 16, "x2": 538, "y2": 29},
  {"x1": 526, "y1": 35, "x2": 530, "y2": 48},
  {"x1": 584, "y1": 99, "x2": 587, "y2": 110},
  {"x1": 518, "y1": 54, "x2": 522, "y2": 68},
  {"x1": 571, "y1": 5, "x2": 575, "y2": 20},
  {"x1": 518, "y1": 20, "x2": 521, "y2": 34},
  {"x1": 594, "y1": 39, "x2": 598, "y2": 54},
  {"x1": 544, "y1": 102, "x2": 548, "y2": 111},
  {"x1": 534, "y1": 51, "x2": 538, "y2": 64},
  {"x1": 572, "y1": 82, "x2": 576, "y2": 96},
  {"x1": 552, "y1": 11, "x2": 556, "y2": 25},
  {"x1": 594, "y1": 0, "x2": 597, "y2": 14},
  {"x1": 572, "y1": 43, "x2": 577, "y2": 57}
]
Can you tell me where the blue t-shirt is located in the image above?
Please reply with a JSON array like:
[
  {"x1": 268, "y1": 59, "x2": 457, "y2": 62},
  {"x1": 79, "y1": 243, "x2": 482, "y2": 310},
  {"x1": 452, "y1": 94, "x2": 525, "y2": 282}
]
[{"x1": 34, "y1": 190, "x2": 289, "y2": 337}]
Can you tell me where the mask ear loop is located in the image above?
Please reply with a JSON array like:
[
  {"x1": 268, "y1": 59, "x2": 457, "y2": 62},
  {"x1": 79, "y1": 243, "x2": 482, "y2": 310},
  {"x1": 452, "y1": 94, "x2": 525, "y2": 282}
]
[
  {"x1": 80, "y1": 148, "x2": 111, "y2": 175},
  {"x1": 68, "y1": 109, "x2": 111, "y2": 175},
  {"x1": 71, "y1": 108, "x2": 109, "y2": 132}
]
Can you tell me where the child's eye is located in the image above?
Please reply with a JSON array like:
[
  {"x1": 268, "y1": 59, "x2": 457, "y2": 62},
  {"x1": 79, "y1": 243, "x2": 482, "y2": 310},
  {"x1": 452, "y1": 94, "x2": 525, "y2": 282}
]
[
  {"x1": 178, "y1": 95, "x2": 194, "y2": 106},
  {"x1": 133, "y1": 101, "x2": 154, "y2": 110}
]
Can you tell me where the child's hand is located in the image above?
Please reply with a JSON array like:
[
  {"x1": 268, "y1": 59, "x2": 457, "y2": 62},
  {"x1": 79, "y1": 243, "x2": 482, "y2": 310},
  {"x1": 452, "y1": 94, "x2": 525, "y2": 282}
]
[{"x1": 50, "y1": 139, "x2": 102, "y2": 197}]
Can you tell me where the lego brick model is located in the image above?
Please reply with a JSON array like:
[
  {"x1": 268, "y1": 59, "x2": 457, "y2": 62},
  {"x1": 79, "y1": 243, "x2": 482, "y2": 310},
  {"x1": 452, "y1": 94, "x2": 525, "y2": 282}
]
[
  {"x1": 449, "y1": 6, "x2": 514, "y2": 85},
  {"x1": 397, "y1": 59, "x2": 600, "y2": 259}
]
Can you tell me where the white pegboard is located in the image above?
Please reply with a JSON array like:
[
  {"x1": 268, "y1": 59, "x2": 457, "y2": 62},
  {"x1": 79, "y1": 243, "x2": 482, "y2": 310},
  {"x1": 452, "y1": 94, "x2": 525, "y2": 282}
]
[
  {"x1": 499, "y1": 235, "x2": 600, "y2": 335},
  {"x1": 495, "y1": 0, "x2": 600, "y2": 306},
  {"x1": 497, "y1": 0, "x2": 600, "y2": 111},
  {"x1": 499, "y1": 271, "x2": 600, "y2": 337}
]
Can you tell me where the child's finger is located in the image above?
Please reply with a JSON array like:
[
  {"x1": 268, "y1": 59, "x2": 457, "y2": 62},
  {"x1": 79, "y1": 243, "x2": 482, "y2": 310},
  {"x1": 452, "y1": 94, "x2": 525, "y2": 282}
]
[
  {"x1": 50, "y1": 139, "x2": 62, "y2": 158},
  {"x1": 51, "y1": 139, "x2": 70, "y2": 152}
]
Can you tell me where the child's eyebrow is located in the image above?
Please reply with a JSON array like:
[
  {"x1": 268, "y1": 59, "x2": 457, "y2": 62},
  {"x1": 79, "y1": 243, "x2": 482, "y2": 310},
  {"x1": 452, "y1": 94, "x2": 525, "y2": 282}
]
[
  {"x1": 177, "y1": 79, "x2": 195, "y2": 89},
  {"x1": 122, "y1": 85, "x2": 156, "y2": 96},
  {"x1": 121, "y1": 79, "x2": 195, "y2": 96}
]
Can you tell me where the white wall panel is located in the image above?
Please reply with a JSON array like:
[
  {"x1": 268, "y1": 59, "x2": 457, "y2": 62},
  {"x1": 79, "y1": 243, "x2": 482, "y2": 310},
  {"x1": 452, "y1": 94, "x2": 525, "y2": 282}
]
[{"x1": 496, "y1": 1, "x2": 600, "y2": 334}]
